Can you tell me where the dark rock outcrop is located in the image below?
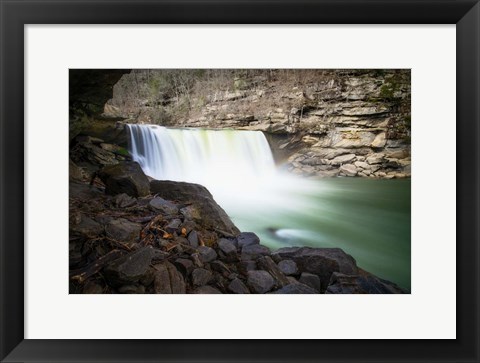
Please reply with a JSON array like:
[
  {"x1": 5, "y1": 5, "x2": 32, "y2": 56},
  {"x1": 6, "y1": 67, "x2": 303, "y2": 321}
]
[
  {"x1": 150, "y1": 180, "x2": 240, "y2": 236},
  {"x1": 325, "y1": 271, "x2": 408, "y2": 294},
  {"x1": 272, "y1": 247, "x2": 358, "y2": 292},
  {"x1": 98, "y1": 162, "x2": 150, "y2": 197},
  {"x1": 104, "y1": 246, "x2": 158, "y2": 286}
]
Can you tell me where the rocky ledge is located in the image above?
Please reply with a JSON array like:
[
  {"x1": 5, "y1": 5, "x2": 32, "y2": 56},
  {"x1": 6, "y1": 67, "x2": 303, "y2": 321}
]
[{"x1": 70, "y1": 158, "x2": 407, "y2": 294}]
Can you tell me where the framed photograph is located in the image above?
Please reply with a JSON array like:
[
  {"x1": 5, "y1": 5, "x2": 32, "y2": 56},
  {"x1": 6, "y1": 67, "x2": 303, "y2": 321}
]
[{"x1": 1, "y1": 0, "x2": 479, "y2": 362}]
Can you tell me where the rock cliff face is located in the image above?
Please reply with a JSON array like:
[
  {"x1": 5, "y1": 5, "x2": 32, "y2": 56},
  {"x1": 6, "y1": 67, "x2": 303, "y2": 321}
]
[
  {"x1": 109, "y1": 69, "x2": 411, "y2": 179},
  {"x1": 69, "y1": 69, "x2": 130, "y2": 141}
]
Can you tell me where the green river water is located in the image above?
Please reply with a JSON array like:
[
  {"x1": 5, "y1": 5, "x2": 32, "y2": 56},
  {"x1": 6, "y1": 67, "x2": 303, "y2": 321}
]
[{"x1": 227, "y1": 178, "x2": 411, "y2": 291}]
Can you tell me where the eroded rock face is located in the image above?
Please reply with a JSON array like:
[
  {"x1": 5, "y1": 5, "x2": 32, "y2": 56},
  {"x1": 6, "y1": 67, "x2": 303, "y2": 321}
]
[
  {"x1": 98, "y1": 162, "x2": 150, "y2": 197},
  {"x1": 150, "y1": 180, "x2": 240, "y2": 236}
]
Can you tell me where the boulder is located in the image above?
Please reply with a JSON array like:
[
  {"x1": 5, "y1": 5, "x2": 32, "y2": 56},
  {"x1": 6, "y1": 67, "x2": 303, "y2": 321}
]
[
  {"x1": 339, "y1": 164, "x2": 358, "y2": 177},
  {"x1": 104, "y1": 246, "x2": 157, "y2": 286},
  {"x1": 187, "y1": 230, "x2": 199, "y2": 247},
  {"x1": 98, "y1": 162, "x2": 150, "y2": 197},
  {"x1": 165, "y1": 219, "x2": 182, "y2": 234},
  {"x1": 326, "y1": 272, "x2": 408, "y2": 294},
  {"x1": 278, "y1": 259, "x2": 299, "y2": 276},
  {"x1": 70, "y1": 215, "x2": 103, "y2": 240},
  {"x1": 237, "y1": 232, "x2": 260, "y2": 248},
  {"x1": 113, "y1": 193, "x2": 136, "y2": 208},
  {"x1": 153, "y1": 261, "x2": 186, "y2": 294},
  {"x1": 241, "y1": 244, "x2": 271, "y2": 261},
  {"x1": 210, "y1": 260, "x2": 232, "y2": 277},
  {"x1": 218, "y1": 238, "x2": 237, "y2": 261},
  {"x1": 71, "y1": 141, "x2": 119, "y2": 167},
  {"x1": 228, "y1": 278, "x2": 250, "y2": 294},
  {"x1": 371, "y1": 132, "x2": 387, "y2": 148},
  {"x1": 271, "y1": 247, "x2": 358, "y2": 292},
  {"x1": 271, "y1": 283, "x2": 317, "y2": 294},
  {"x1": 105, "y1": 218, "x2": 142, "y2": 244},
  {"x1": 149, "y1": 197, "x2": 179, "y2": 215},
  {"x1": 150, "y1": 180, "x2": 240, "y2": 236},
  {"x1": 191, "y1": 268, "x2": 213, "y2": 286},
  {"x1": 257, "y1": 256, "x2": 290, "y2": 288},
  {"x1": 247, "y1": 270, "x2": 275, "y2": 293},
  {"x1": 366, "y1": 154, "x2": 385, "y2": 165},
  {"x1": 198, "y1": 246, "x2": 218, "y2": 263},
  {"x1": 174, "y1": 258, "x2": 194, "y2": 277},
  {"x1": 330, "y1": 153, "x2": 356, "y2": 165},
  {"x1": 299, "y1": 272, "x2": 321, "y2": 292}
]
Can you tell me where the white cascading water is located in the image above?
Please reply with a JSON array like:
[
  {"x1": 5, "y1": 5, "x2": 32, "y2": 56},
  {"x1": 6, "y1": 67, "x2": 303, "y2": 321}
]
[
  {"x1": 126, "y1": 123, "x2": 322, "y2": 244},
  {"x1": 127, "y1": 124, "x2": 276, "y2": 186}
]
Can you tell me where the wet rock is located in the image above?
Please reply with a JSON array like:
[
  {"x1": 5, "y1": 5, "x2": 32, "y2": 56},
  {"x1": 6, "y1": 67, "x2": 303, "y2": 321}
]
[
  {"x1": 105, "y1": 218, "x2": 142, "y2": 244},
  {"x1": 241, "y1": 244, "x2": 271, "y2": 261},
  {"x1": 98, "y1": 161, "x2": 150, "y2": 197},
  {"x1": 218, "y1": 238, "x2": 237, "y2": 261},
  {"x1": 198, "y1": 246, "x2": 217, "y2": 263},
  {"x1": 104, "y1": 246, "x2": 156, "y2": 286},
  {"x1": 228, "y1": 278, "x2": 250, "y2": 294},
  {"x1": 326, "y1": 272, "x2": 408, "y2": 294},
  {"x1": 271, "y1": 283, "x2": 318, "y2": 294},
  {"x1": 113, "y1": 193, "x2": 136, "y2": 208},
  {"x1": 271, "y1": 247, "x2": 358, "y2": 292},
  {"x1": 247, "y1": 270, "x2": 275, "y2": 293},
  {"x1": 149, "y1": 197, "x2": 179, "y2": 215},
  {"x1": 150, "y1": 180, "x2": 240, "y2": 236},
  {"x1": 187, "y1": 230, "x2": 199, "y2": 247},
  {"x1": 257, "y1": 256, "x2": 289, "y2": 288},
  {"x1": 193, "y1": 286, "x2": 222, "y2": 294},
  {"x1": 174, "y1": 258, "x2": 194, "y2": 277},
  {"x1": 278, "y1": 259, "x2": 299, "y2": 276},
  {"x1": 191, "y1": 268, "x2": 213, "y2": 286},
  {"x1": 299, "y1": 272, "x2": 321, "y2": 292},
  {"x1": 237, "y1": 232, "x2": 260, "y2": 248},
  {"x1": 153, "y1": 261, "x2": 186, "y2": 294}
]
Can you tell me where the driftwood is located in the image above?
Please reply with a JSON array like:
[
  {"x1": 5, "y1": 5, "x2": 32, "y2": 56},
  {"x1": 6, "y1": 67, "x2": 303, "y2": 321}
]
[{"x1": 69, "y1": 249, "x2": 124, "y2": 283}]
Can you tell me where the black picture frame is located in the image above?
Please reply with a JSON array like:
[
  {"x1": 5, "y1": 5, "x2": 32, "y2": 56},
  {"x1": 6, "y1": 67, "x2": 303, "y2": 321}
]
[{"x1": 1, "y1": 1, "x2": 478, "y2": 362}]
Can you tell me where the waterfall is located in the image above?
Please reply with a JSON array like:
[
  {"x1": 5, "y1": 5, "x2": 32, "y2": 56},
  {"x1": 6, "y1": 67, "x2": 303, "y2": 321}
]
[{"x1": 127, "y1": 124, "x2": 276, "y2": 187}]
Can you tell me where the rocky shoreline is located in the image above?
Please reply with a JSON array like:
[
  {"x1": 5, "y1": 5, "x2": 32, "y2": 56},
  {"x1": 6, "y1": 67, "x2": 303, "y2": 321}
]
[{"x1": 70, "y1": 136, "x2": 407, "y2": 294}]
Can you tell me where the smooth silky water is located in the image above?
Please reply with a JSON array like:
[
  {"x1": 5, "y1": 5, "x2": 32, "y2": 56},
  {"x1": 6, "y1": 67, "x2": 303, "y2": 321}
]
[{"x1": 127, "y1": 124, "x2": 411, "y2": 290}]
